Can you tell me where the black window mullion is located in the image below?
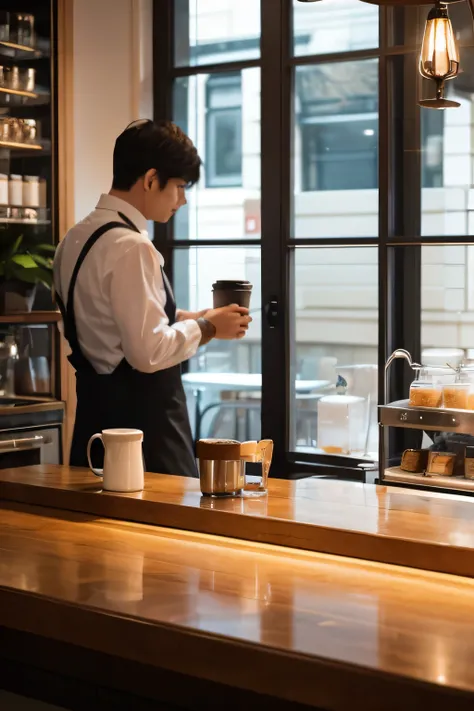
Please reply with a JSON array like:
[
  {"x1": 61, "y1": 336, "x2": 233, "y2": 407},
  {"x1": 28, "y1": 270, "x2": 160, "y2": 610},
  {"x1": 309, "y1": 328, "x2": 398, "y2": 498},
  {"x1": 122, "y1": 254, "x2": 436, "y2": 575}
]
[
  {"x1": 378, "y1": 6, "x2": 390, "y2": 411},
  {"x1": 171, "y1": 58, "x2": 261, "y2": 77},
  {"x1": 384, "y1": 9, "x2": 423, "y2": 469},
  {"x1": 396, "y1": 35, "x2": 422, "y2": 391},
  {"x1": 379, "y1": 8, "x2": 422, "y2": 405},
  {"x1": 260, "y1": 0, "x2": 291, "y2": 474},
  {"x1": 153, "y1": 0, "x2": 174, "y2": 277}
]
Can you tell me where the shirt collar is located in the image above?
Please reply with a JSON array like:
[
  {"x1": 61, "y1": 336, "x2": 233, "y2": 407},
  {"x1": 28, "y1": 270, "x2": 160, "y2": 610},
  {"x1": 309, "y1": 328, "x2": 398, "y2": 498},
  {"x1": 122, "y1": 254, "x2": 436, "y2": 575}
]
[{"x1": 96, "y1": 194, "x2": 149, "y2": 235}]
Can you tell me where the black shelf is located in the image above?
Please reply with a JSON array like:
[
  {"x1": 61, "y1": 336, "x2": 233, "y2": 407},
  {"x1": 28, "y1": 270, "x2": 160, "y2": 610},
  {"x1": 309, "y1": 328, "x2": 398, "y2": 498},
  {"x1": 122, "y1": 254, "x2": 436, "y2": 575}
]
[
  {"x1": 0, "y1": 217, "x2": 50, "y2": 224},
  {"x1": 0, "y1": 39, "x2": 48, "y2": 60},
  {"x1": 0, "y1": 137, "x2": 50, "y2": 153},
  {"x1": 0, "y1": 85, "x2": 50, "y2": 107},
  {"x1": 0, "y1": 139, "x2": 42, "y2": 151}
]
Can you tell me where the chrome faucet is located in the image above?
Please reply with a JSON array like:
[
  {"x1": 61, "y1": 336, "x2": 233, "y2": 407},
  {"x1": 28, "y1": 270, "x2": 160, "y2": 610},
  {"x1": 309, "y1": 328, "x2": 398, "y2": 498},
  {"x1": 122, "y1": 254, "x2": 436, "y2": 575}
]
[{"x1": 384, "y1": 349, "x2": 421, "y2": 405}]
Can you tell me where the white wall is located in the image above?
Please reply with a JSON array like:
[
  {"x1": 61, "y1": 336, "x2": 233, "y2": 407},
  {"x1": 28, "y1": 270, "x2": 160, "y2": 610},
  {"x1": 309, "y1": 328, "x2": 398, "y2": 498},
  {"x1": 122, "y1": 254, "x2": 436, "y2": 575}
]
[{"x1": 72, "y1": 0, "x2": 152, "y2": 221}]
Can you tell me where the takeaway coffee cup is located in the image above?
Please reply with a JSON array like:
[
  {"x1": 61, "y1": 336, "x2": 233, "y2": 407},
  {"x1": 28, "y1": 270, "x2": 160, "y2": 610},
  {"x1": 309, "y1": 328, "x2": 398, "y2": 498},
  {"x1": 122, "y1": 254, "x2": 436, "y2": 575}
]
[{"x1": 212, "y1": 280, "x2": 253, "y2": 309}]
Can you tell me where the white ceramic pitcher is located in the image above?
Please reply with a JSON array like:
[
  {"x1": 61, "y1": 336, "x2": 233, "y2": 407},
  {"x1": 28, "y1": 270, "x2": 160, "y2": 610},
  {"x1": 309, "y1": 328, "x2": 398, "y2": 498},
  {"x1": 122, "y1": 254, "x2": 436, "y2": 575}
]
[{"x1": 87, "y1": 428, "x2": 144, "y2": 492}]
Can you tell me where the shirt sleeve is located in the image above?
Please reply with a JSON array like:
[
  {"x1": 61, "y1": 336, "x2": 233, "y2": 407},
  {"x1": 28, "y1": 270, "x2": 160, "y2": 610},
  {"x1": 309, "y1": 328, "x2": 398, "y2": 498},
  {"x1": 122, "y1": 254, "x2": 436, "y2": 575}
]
[{"x1": 109, "y1": 241, "x2": 202, "y2": 373}]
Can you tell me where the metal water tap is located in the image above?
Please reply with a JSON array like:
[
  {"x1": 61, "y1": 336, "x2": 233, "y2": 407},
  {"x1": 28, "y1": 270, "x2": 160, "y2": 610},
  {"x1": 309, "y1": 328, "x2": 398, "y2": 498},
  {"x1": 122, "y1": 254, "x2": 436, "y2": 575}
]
[{"x1": 384, "y1": 349, "x2": 422, "y2": 405}]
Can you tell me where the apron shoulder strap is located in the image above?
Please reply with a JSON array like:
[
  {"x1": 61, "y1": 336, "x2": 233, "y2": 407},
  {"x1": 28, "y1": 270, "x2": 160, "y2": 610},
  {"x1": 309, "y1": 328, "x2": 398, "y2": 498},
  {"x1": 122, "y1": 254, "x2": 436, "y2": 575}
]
[{"x1": 62, "y1": 214, "x2": 141, "y2": 370}]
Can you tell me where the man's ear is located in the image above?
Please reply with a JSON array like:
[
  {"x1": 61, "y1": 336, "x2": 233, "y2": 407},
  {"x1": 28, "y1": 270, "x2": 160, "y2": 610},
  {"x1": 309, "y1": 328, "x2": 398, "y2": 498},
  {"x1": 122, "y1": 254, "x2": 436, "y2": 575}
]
[{"x1": 143, "y1": 168, "x2": 157, "y2": 192}]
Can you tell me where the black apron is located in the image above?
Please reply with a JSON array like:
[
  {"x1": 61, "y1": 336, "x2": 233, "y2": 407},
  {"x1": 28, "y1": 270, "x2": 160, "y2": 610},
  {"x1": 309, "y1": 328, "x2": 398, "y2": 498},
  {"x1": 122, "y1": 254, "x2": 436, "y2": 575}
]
[{"x1": 56, "y1": 212, "x2": 198, "y2": 478}]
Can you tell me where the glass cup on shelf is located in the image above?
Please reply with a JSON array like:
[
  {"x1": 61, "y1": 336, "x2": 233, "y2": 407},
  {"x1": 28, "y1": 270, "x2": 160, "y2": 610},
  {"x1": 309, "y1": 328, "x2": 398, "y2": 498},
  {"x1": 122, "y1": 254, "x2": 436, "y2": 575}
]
[
  {"x1": 4, "y1": 66, "x2": 20, "y2": 91},
  {"x1": 0, "y1": 117, "x2": 10, "y2": 142},
  {"x1": 22, "y1": 119, "x2": 37, "y2": 142},
  {"x1": 19, "y1": 67, "x2": 35, "y2": 93},
  {"x1": 6, "y1": 118, "x2": 23, "y2": 143}
]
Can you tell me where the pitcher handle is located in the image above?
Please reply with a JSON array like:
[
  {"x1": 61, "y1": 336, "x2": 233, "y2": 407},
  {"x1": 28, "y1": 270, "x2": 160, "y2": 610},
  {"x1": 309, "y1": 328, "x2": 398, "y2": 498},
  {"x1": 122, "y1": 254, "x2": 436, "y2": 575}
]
[{"x1": 87, "y1": 433, "x2": 104, "y2": 477}]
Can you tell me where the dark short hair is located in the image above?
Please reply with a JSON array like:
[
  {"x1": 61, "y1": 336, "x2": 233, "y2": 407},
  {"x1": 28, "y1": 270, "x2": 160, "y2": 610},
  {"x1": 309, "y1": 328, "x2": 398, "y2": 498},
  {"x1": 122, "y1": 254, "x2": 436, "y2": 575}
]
[{"x1": 112, "y1": 119, "x2": 201, "y2": 191}]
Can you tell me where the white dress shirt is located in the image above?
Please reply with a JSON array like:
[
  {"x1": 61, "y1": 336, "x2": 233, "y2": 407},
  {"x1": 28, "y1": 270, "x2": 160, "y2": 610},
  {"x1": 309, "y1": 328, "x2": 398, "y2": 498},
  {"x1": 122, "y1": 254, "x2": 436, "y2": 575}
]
[{"x1": 54, "y1": 194, "x2": 201, "y2": 375}]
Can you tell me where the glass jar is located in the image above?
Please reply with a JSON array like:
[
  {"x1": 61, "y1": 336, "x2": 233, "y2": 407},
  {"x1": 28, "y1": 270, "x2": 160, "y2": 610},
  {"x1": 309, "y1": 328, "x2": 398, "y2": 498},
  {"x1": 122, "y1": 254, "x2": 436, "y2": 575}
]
[
  {"x1": 458, "y1": 366, "x2": 474, "y2": 409},
  {"x1": 8, "y1": 118, "x2": 23, "y2": 143},
  {"x1": 19, "y1": 67, "x2": 35, "y2": 92},
  {"x1": 8, "y1": 174, "x2": 22, "y2": 206},
  {"x1": 4, "y1": 65, "x2": 19, "y2": 91},
  {"x1": 23, "y1": 175, "x2": 39, "y2": 207},
  {"x1": 408, "y1": 367, "x2": 454, "y2": 408},
  {"x1": 443, "y1": 382, "x2": 470, "y2": 410},
  {"x1": 22, "y1": 119, "x2": 37, "y2": 142},
  {"x1": 0, "y1": 172, "x2": 8, "y2": 206}
]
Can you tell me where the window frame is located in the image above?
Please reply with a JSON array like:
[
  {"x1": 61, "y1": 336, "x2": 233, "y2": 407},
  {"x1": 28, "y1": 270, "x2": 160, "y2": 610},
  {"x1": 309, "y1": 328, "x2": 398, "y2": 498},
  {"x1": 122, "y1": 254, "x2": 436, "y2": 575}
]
[{"x1": 153, "y1": 0, "x2": 474, "y2": 479}]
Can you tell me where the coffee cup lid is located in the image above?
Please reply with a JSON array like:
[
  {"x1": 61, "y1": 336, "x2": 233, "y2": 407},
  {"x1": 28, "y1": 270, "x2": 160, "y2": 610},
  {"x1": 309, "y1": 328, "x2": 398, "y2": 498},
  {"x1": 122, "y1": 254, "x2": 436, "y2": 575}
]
[{"x1": 212, "y1": 280, "x2": 252, "y2": 290}]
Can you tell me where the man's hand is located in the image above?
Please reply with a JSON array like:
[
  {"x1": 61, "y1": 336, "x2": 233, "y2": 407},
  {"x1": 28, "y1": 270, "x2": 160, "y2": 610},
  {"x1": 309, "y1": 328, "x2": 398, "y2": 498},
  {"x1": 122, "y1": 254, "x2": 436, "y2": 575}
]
[{"x1": 205, "y1": 304, "x2": 252, "y2": 340}]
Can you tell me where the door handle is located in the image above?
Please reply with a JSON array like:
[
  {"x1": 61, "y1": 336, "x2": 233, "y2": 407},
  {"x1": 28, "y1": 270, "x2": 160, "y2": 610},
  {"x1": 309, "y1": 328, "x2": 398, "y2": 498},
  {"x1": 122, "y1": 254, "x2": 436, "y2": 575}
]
[{"x1": 264, "y1": 299, "x2": 279, "y2": 329}]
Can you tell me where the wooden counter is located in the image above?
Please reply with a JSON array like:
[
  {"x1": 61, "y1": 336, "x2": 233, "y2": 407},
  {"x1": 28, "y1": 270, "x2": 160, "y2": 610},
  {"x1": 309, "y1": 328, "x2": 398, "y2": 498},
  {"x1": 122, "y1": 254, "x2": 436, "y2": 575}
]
[
  {"x1": 2, "y1": 465, "x2": 474, "y2": 578},
  {"x1": 2, "y1": 500, "x2": 474, "y2": 710}
]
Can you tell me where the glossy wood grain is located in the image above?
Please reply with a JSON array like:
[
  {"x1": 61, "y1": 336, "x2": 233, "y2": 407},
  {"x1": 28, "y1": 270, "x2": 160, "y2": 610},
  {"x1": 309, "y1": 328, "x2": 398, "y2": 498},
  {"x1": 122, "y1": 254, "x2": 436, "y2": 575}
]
[
  {"x1": 2, "y1": 465, "x2": 474, "y2": 578},
  {"x1": 2, "y1": 502, "x2": 474, "y2": 710}
]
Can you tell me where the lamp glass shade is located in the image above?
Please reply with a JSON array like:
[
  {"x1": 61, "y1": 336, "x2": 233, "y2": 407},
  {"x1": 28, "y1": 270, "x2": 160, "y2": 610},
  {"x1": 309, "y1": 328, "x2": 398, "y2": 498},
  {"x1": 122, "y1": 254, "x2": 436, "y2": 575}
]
[{"x1": 419, "y1": 6, "x2": 460, "y2": 80}]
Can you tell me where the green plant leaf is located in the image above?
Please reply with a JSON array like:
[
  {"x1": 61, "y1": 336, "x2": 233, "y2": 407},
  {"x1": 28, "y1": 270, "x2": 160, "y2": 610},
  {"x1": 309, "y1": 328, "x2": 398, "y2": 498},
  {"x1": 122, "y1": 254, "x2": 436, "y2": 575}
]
[
  {"x1": 8, "y1": 234, "x2": 23, "y2": 258},
  {"x1": 11, "y1": 253, "x2": 38, "y2": 269},
  {"x1": 10, "y1": 264, "x2": 51, "y2": 287},
  {"x1": 36, "y1": 243, "x2": 56, "y2": 253},
  {"x1": 30, "y1": 254, "x2": 53, "y2": 269},
  {"x1": 36, "y1": 266, "x2": 53, "y2": 288}
]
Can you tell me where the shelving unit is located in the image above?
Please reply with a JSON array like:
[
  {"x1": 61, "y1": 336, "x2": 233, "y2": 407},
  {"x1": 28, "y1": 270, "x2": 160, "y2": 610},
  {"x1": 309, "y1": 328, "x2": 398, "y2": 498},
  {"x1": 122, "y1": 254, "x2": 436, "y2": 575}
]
[
  {"x1": 379, "y1": 399, "x2": 474, "y2": 496},
  {"x1": 384, "y1": 466, "x2": 474, "y2": 492},
  {"x1": 0, "y1": 0, "x2": 61, "y2": 409}
]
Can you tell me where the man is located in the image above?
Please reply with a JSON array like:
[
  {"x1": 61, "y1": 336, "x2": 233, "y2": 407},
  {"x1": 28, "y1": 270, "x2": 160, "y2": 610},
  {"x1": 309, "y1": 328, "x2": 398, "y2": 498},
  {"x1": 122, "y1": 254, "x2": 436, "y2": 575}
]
[{"x1": 54, "y1": 119, "x2": 251, "y2": 477}]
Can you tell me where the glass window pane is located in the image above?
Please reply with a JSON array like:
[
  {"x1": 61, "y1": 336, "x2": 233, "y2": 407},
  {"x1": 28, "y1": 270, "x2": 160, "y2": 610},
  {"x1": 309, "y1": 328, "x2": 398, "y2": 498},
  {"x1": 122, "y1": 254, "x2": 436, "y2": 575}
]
[
  {"x1": 421, "y1": 47, "x2": 474, "y2": 237},
  {"x1": 293, "y1": 0, "x2": 378, "y2": 57},
  {"x1": 291, "y1": 247, "x2": 378, "y2": 460},
  {"x1": 175, "y1": 247, "x2": 261, "y2": 442},
  {"x1": 174, "y1": 0, "x2": 261, "y2": 67},
  {"x1": 293, "y1": 60, "x2": 379, "y2": 238},
  {"x1": 421, "y1": 245, "x2": 474, "y2": 362},
  {"x1": 173, "y1": 68, "x2": 260, "y2": 239}
]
